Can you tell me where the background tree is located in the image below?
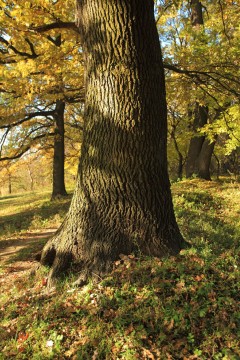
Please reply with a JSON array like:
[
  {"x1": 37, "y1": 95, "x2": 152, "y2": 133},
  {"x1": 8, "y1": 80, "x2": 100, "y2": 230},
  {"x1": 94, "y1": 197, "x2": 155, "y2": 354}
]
[
  {"x1": 156, "y1": 0, "x2": 240, "y2": 179},
  {"x1": 1, "y1": 0, "x2": 239, "y2": 192},
  {"x1": 185, "y1": 0, "x2": 215, "y2": 180},
  {"x1": 0, "y1": 0, "x2": 84, "y2": 198}
]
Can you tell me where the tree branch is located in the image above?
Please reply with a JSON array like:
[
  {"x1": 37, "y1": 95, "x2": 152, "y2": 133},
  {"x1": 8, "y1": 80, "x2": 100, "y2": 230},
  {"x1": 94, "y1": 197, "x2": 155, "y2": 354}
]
[
  {"x1": 164, "y1": 62, "x2": 240, "y2": 98},
  {"x1": 30, "y1": 21, "x2": 79, "y2": 33},
  {"x1": 0, "y1": 132, "x2": 55, "y2": 161},
  {"x1": 0, "y1": 36, "x2": 38, "y2": 59},
  {"x1": 0, "y1": 110, "x2": 54, "y2": 129}
]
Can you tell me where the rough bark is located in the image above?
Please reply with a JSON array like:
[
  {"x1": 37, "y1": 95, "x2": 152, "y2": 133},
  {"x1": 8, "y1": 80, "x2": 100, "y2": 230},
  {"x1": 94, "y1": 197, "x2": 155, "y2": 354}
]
[
  {"x1": 186, "y1": 103, "x2": 208, "y2": 178},
  {"x1": 41, "y1": 0, "x2": 185, "y2": 287},
  {"x1": 197, "y1": 139, "x2": 215, "y2": 180},
  {"x1": 186, "y1": 0, "x2": 214, "y2": 180},
  {"x1": 51, "y1": 100, "x2": 68, "y2": 200}
]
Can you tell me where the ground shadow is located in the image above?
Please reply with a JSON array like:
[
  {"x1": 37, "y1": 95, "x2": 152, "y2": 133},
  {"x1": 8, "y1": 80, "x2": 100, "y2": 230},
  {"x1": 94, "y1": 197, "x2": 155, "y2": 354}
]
[
  {"x1": 174, "y1": 189, "x2": 239, "y2": 254},
  {"x1": 0, "y1": 195, "x2": 72, "y2": 238},
  {"x1": 0, "y1": 230, "x2": 56, "y2": 266}
]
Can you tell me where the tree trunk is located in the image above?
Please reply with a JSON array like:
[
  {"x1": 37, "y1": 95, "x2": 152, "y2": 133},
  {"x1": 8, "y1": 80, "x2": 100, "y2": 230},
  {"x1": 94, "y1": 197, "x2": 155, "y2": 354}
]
[
  {"x1": 51, "y1": 100, "x2": 68, "y2": 200},
  {"x1": 27, "y1": 164, "x2": 34, "y2": 191},
  {"x1": 177, "y1": 152, "x2": 184, "y2": 180},
  {"x1": 170, "y1": 124, "x2": 184, "y2": 180},
  {"x1": 8, "y1": 173, "x2": 12, "y2": 195},
  {"x1": 190, "y1": 0, "x2": 204, "y2": 26},
  {"x1": 186, "y1": 104, "x2": 208, "y2": 178},
  {"x1": 197, "y1": 139, "x2": 215, "y2": 180},
  {"x1": 213, "y1": 152, "x2": 220, "y2": 179},
  {"x1": 186, "y1": 1, "x2": 215, "y2": 180},
  {"x1": 41, "y1": 0, "x2": 185, "y2": 286}
]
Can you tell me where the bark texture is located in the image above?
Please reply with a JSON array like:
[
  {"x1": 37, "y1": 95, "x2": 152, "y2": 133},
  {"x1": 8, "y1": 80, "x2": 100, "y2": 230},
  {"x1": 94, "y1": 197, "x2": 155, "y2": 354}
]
[
  {"x1": 186, "y1": 103, "x2": 208, "y2": 178},
  {"x1": 51, "y1": 100, "x2": 68, "y2": 200},
  {"x1": 197, "y1": 139, "x2": 215, "y2": 180},
  {"x1": 186, "y1": 0, "x2": 215, "y2": 180},
  {"x1": 41, "y1": 0, "x2": 185, "y2": 286},
  {"x1": 185, "y1": 107, "x2": 215, "y2": 180}
]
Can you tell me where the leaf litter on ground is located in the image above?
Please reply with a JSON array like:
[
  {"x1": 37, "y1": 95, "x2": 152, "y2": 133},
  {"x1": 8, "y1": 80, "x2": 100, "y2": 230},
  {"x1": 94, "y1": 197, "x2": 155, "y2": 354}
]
[{"x1": 0, "y1": 178, "x2": 239, "y2": 359}]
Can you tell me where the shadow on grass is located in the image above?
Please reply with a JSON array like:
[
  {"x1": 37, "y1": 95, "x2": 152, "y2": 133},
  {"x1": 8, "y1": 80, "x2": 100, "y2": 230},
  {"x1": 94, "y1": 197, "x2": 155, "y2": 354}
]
[
  {"x1": 0, "y1": 231, "x2": 56, "y2": 265},
  {"x1": 0, "y1": 192, "x2": 73, "y2": 267},
  {"x1": 0, "y1": 194, "x2": 27, "y2": 202},
  {"x1": 174, "y1": 190, "x2": 239, "y2": 254},
  {"x1": 0, "y1": 192, "x2": 51, "y2": 208},
  {"x1": 0, "y1": 195, "x2": 72, "y2": 238}
]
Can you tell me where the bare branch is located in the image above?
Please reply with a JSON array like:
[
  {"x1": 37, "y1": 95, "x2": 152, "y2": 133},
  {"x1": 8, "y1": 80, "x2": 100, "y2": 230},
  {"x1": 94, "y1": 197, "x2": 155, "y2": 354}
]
[
  {"x1": 0, "y1": 132, "x2": 55, "y2": 161},
  {"x1": 25, "y1": 37, "x2": 38, "y2": 57},
  {"x1": 163, "y1": 63, "x2": 240, "y2": 98},
  {"x1": 0, "y1": 110, "x2": 54, "y2": 130},
  {"x1": 65, "y1": 122, "x2": 83, "y2": 130},
  {"x1": 0, "y1": 36, "x2": 38, "y2": 59}
]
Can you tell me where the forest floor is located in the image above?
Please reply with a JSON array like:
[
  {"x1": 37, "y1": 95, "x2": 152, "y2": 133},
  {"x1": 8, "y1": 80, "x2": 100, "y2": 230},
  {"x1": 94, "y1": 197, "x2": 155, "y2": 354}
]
[
  {"x1": 0, "y1": 178, "x2": 239, "y2": 359},
  {"x1": 0, "y1": 229, "x2": 56, "y2": 264}
]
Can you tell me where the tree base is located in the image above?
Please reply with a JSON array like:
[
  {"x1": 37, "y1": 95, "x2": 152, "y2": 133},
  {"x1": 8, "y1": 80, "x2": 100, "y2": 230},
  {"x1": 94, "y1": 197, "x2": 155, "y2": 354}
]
[
  {"x1": 51, "y1": 191, "x2": 68, "y2": 201},
  {"x1": 40, "y1": 223, "x2": 187, "y2": 289}
]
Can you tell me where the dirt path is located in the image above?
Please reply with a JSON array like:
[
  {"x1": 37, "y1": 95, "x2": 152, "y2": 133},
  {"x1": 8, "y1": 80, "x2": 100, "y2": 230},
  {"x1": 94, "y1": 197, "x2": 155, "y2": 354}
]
[
  {"x1": 0, "y1": 229, "x2": 56, "y2": 264},
  {"x1": 0, "y1": 229, "x2": 57, "y2": 290}
]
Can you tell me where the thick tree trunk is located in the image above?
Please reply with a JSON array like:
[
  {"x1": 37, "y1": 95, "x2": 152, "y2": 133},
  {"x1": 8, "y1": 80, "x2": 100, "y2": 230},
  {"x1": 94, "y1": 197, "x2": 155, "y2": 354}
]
[
  {"x1": 197, "y1": 139, "x2": 215, "y2": 180},
  {"x1": 41, "y1": 0, "x2": 185, "y2": 286},
  {"x1": 185, "y1": 1, "x2": 215, "y2": 180},
  {"x1": 186, "y1": 103, "x2": 208, "y2": 177},
  {"x1": 51, "y1": 100, "x2": 67, "y2": 200},
  {"x1": 190, "y1": 0, "x2": 204, "y2": 26}
]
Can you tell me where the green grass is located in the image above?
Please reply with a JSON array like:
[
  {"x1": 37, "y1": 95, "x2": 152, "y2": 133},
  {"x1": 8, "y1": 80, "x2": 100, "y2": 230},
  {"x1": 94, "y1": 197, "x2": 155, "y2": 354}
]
[
  {"x1": 0, "y1": 179, "x2": 239, "y2": 359},
  {"x1": 0, "y1": 190, "x2": 72, "y2": 239}
]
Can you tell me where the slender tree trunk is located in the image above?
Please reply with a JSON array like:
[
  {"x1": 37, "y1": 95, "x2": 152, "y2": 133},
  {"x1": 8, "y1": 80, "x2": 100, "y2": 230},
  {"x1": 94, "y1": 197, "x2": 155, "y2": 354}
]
[
  {"x1": 213, "y1": 152, "x2": 220, "y2": 179},
  {"x1": 177, "y1": 152, "x2": 184, "y2": 180},
  {"x1": 170, "y1": 125, "x2": 184, "y2": 179},
  {"x1": 27, "y1": 164, "x2": 34, "y2": 191},
  {"x1": 41, "y1": 0, "x2": 185, "y2": 286},
  {"x1": 51, "y1": 100, "x2": 68, "y2": 200},
  {"x1": 8, "y1": 173, "x2": 12, "y2": 194}
]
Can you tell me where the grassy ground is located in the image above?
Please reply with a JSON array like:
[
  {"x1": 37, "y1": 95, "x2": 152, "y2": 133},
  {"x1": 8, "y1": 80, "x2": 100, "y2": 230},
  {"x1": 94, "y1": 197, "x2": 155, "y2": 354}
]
[
  {"x1": 0, "y1": 179, "x2": 239, "y2": 359},
  {"x1": 0, "y1": 190, "x2": 72, "y2": 239}
]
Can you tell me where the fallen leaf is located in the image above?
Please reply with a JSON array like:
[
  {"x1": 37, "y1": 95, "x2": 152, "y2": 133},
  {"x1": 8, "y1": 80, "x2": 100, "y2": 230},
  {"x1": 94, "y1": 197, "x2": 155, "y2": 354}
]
[
  {"x1": 42, "y1": 278, "x2": 48, "y2": 286},
  {"x1": 17, "y1": 332, "x2": 29, "y2": 343}
]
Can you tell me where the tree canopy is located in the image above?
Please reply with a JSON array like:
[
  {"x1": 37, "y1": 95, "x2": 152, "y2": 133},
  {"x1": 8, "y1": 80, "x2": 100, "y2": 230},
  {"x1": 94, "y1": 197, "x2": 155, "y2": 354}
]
[{"x1": 0, "y1": 0, "x2": 239, "y2": 186}]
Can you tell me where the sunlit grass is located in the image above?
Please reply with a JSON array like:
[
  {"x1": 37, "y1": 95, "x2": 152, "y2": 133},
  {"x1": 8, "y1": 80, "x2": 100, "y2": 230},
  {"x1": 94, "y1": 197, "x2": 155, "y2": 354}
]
[
  {"x1": 0, "y1": 178, "x2": 239, "y2": 359},
  {"x1": 0, "y1": 190, "x2": 73, "y2": 239},
  {"x1": 0, "y1": 191, "x2": 51, "y2": 217}
]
